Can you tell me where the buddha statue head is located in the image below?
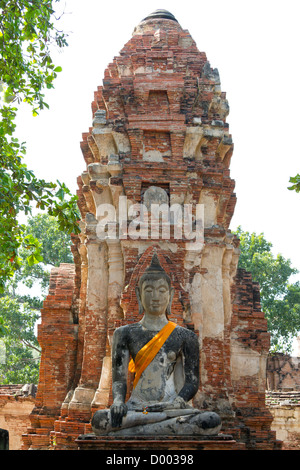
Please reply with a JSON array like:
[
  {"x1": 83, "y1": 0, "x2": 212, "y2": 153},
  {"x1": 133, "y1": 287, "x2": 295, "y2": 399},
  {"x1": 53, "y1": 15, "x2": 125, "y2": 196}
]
[{"x1": 136, "y1": 253, "x2": 174, "y2": 318}]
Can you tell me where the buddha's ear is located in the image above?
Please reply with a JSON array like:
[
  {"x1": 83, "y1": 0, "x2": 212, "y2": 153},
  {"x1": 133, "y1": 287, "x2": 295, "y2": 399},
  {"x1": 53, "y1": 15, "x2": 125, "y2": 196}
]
[
  {"x1": 135, "y1": 286, "x2": 144, "y2": 316},
  {"x1": 166, "y1": 287, "x2": 175, "y2": 317}
]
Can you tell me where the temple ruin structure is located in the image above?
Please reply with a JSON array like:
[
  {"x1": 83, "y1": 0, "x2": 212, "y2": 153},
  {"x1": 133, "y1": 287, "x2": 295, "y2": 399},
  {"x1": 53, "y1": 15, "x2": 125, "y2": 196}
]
[{"x1": 22, "y1": 10, "x2": 281, "y2": 450}]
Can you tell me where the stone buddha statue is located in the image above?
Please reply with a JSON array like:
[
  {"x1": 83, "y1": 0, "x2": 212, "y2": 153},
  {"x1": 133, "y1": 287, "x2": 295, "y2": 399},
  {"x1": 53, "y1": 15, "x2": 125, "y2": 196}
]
[{"x1": 91, "y1": 253, "x2": 221, "y2": 436}]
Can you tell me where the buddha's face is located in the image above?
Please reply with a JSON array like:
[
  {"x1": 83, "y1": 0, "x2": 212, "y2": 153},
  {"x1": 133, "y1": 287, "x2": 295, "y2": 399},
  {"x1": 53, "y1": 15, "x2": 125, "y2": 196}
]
[{"x1": 140, "y1": 277, "x2": 171, "y2": 316}]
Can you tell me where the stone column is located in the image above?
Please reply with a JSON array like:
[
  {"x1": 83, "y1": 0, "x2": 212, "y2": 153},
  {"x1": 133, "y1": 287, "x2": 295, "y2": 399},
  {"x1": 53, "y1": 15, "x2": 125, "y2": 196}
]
[
  {"x1": 91, "y1": 238, "x2": 124, "y2": 410},
  {"x1": 197, "y1": 242, "x2": 228, "y2": 409},
  {"x1": 220, "y1": 241, "x2": 236, "y2": 420},
  {"x1": 68, "y1": 214, "x2": 109, "y2": 419}
]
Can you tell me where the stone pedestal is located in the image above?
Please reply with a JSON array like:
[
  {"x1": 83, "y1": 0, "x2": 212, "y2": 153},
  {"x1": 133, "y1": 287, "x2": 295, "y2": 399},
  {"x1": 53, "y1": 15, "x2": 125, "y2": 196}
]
[{"x1": 75, "y1": 433, "x2": 241, "y2": 451}]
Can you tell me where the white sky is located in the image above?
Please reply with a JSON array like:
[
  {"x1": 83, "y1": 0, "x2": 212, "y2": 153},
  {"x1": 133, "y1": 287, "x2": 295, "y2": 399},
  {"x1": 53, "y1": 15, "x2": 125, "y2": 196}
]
[{"x1": 15, "y1": 0, "x2": 300, "y2": 287}]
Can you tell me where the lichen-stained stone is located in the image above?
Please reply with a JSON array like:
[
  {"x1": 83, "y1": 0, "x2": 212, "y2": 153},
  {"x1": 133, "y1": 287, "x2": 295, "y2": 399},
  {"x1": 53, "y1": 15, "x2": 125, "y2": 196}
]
[{"x1": 23, "y1": 10, "x2": 281, "y2": 450}]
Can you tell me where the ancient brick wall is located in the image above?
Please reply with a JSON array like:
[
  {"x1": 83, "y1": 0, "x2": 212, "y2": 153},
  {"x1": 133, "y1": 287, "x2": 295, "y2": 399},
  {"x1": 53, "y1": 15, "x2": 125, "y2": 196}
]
[
  {"x1": 0, "y1": 385, "x2": 35, "y2": 450},
  {"x1": 267, "y1": 354, "x2": 300, "y2": 391},
  {"x1": 266, "y1": 354, "x2": 300, "y2": 450},
  {"x1": 22, "y1": 264, "x2": 79, "y2": 449},
  {"x1": 267, "y1": 391, "x2": 300, "y2": 450},
  {"x1": 228, "y1": 269, "x2": 279, "y2": 449}
]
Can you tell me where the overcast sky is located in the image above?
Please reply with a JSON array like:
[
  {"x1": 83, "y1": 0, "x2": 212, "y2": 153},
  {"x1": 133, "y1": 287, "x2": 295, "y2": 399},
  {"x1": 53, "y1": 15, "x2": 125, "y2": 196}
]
[{"x1": 15, "y1": 0, "x2": 300, "y2": 287}]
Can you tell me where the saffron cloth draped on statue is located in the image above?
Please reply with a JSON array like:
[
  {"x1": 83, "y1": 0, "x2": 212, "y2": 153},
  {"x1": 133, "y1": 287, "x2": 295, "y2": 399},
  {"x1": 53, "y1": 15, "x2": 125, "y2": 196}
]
[{"x1": 128, "y1": 321, "x2": 177, "y2": 388}]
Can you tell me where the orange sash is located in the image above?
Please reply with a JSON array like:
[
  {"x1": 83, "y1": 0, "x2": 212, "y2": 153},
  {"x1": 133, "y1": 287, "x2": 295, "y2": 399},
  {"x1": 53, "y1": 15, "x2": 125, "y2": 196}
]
[{"x1": 128, "y1": 321, "x2": 177, "y2": 388}]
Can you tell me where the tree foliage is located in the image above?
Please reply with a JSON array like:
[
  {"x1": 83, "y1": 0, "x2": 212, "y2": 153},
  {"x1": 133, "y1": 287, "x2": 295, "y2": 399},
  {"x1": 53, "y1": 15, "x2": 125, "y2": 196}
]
[
  {"x1": 234, "y1": 227, "x2": 300, "y2": 352},
  {"x1": 13, "y1": 212, "x2": 74, "y2": 293},
  {"x1": 288, "y1": 174, "x2": 300, "y2": 193},
  {"x1": 0, "y1": 213, "x2": 73, "y2": 383},
  {"x1": 0, "y1": 0, "x2": 80, "y2": 292},
  {"x1": 0, "y1": 296, "x2": 40, "y2": 383},
  {"x1": 0, "y1": 0, "x2": 67, "y2": 111}
]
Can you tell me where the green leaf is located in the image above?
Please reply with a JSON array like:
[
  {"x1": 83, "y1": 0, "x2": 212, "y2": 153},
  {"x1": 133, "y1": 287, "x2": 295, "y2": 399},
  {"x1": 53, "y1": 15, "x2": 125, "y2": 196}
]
[
  {"x1": 288, "y1": 174, "x2": 300, "y2": 193},
  {"x1": 27, "y1": 254, "x2": 39, "y2": 267}
]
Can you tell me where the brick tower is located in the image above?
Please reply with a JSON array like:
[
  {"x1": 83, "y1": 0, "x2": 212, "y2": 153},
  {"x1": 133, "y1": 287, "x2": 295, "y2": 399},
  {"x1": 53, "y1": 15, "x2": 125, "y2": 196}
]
[{"x1": 22, "y1": 10, "x2": 281, "y2": 450}]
